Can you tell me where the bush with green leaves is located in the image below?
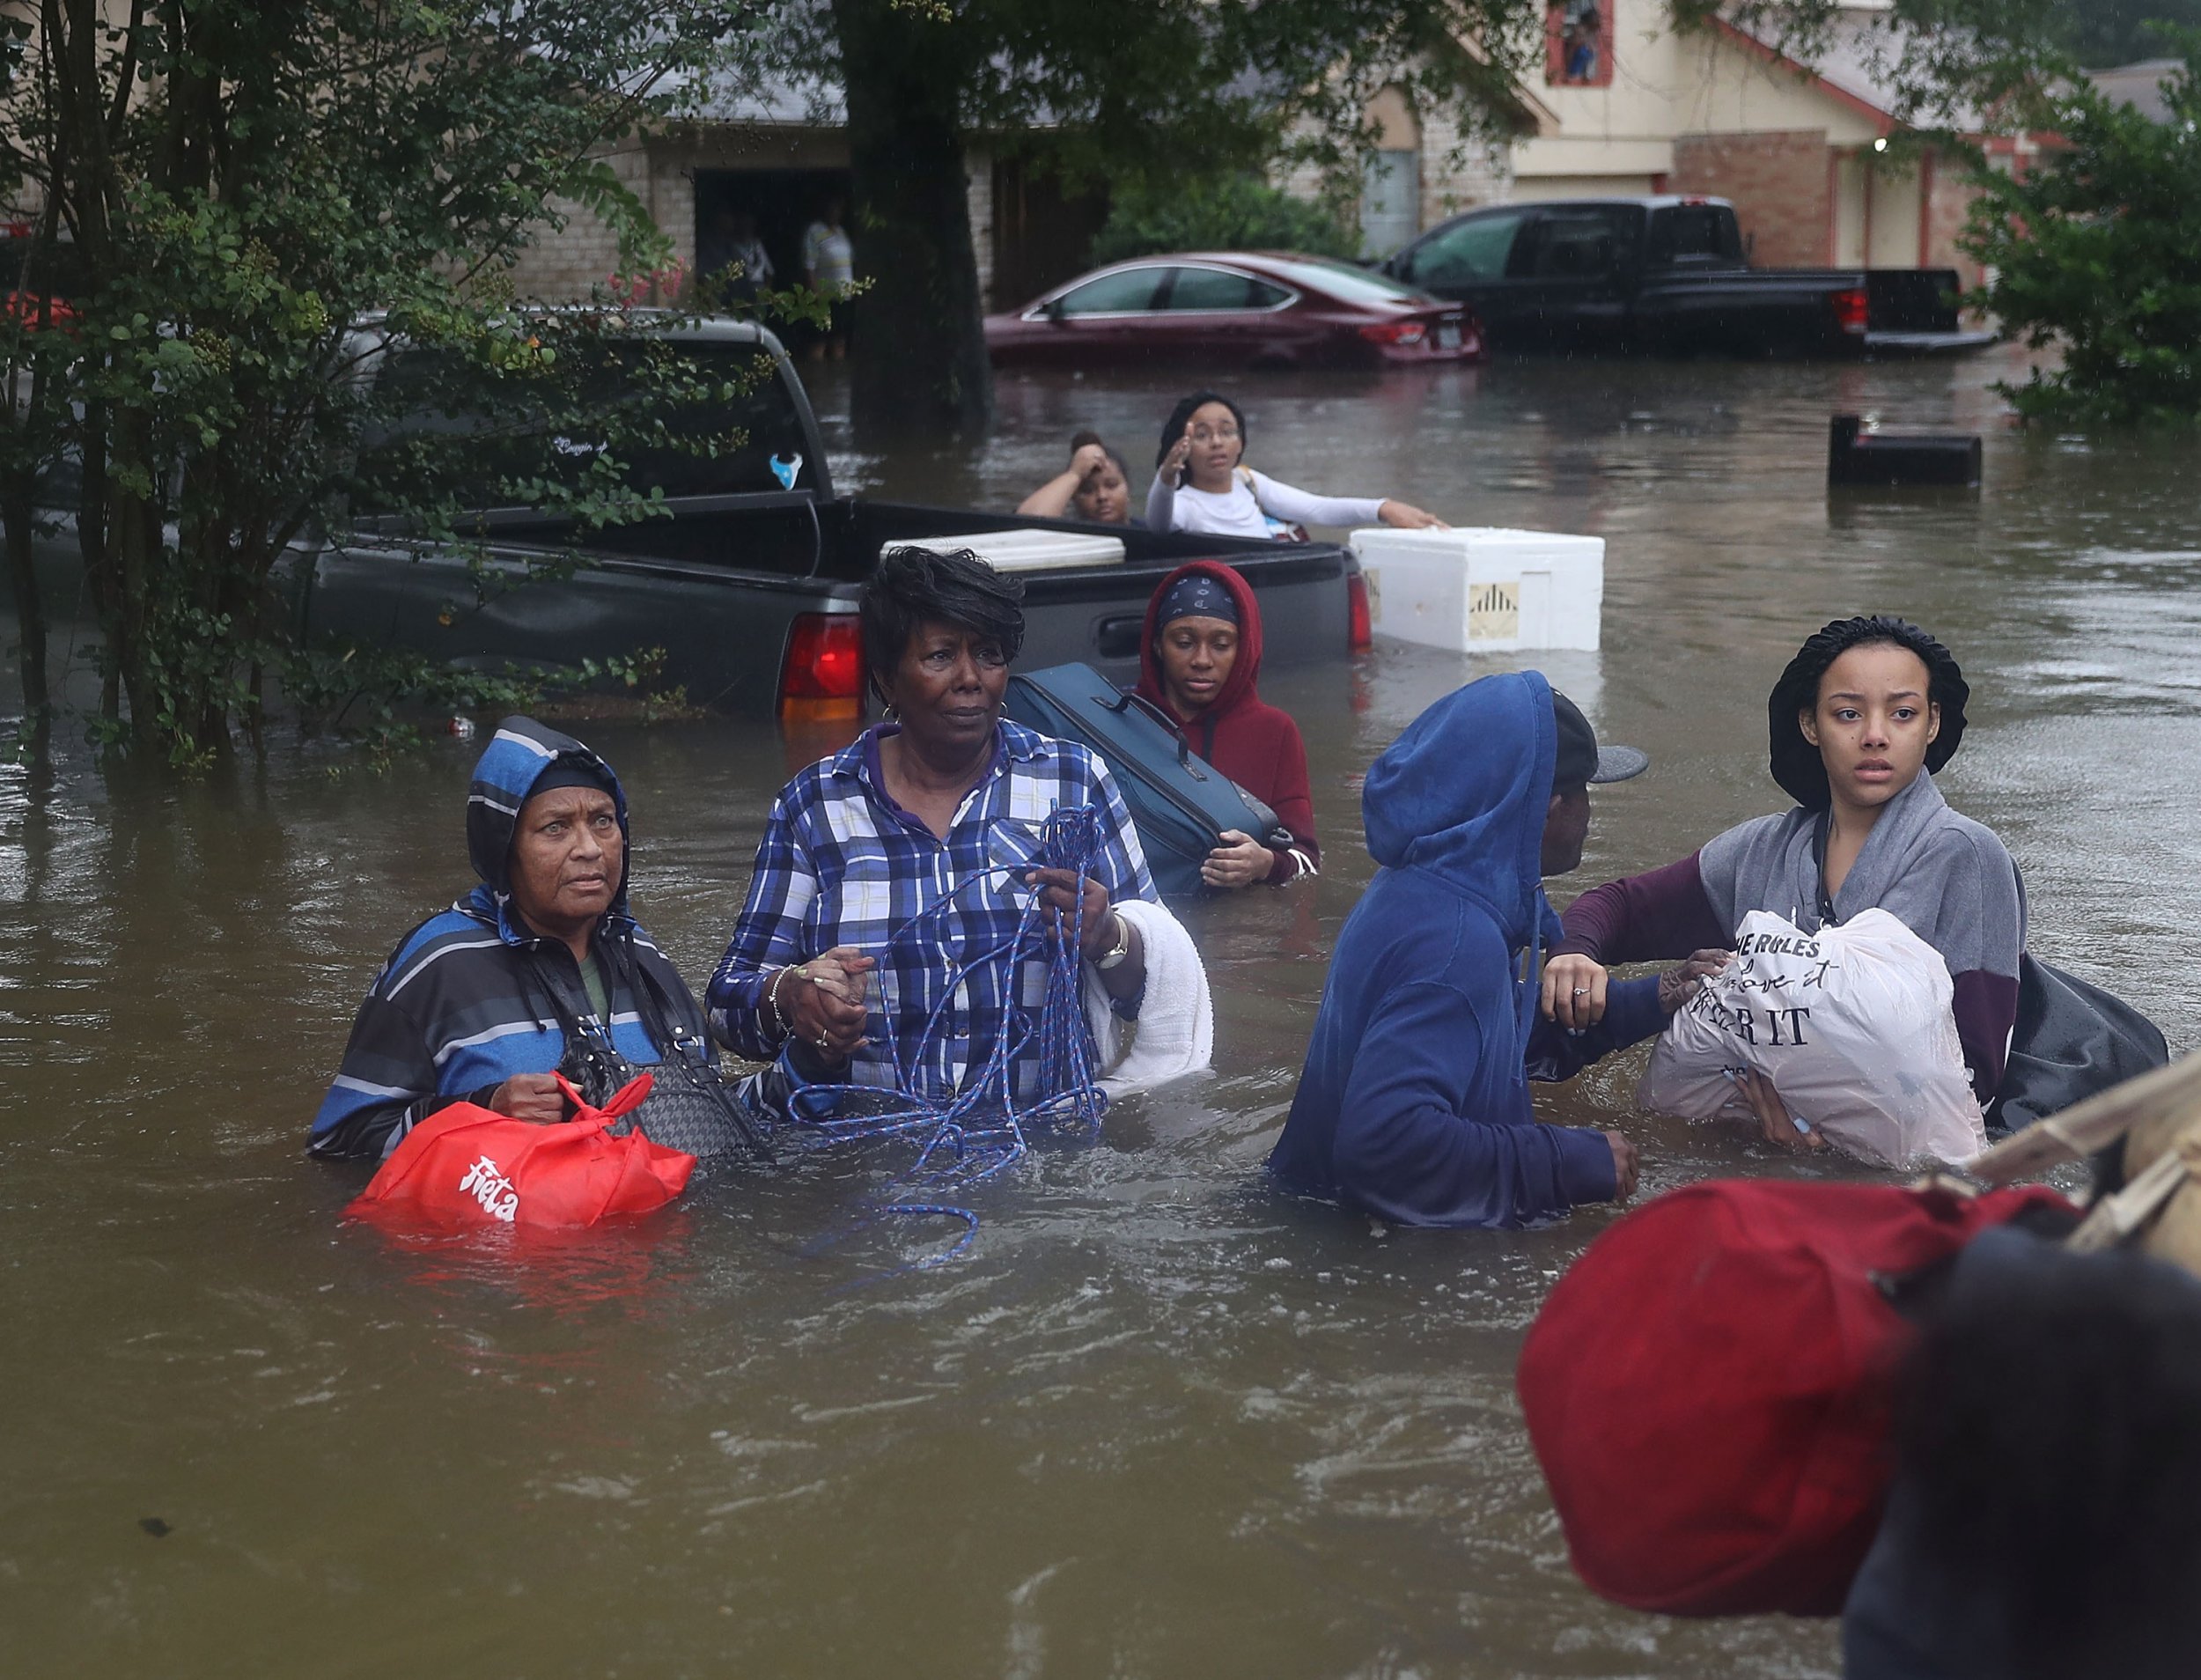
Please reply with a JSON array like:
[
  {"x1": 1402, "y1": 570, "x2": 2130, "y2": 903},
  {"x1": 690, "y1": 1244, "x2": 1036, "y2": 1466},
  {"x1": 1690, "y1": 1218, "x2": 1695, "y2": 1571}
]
[
  {"x1": 1962, "y1": 40, "x2": 2201, "y2": 427},
  {"x1": 0, "y1": 0, "x2": 765, "y2": 763},
  {"x1": 1089, "y1": 176, "x2": 1360, "y2": 266}
]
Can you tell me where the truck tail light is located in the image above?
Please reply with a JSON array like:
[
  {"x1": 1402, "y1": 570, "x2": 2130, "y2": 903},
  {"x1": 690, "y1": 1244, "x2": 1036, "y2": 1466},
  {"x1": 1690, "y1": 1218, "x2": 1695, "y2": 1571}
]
[
  {"x1": 778, "y1": 613, "x2": 864, "y2": 719},
  {"x1": 1359, "y1": 320, "x2": 1427, "y2": 347},
  {"x1": 1347, "y1": 570, "x2": 1373, "y2": 652},
  {"x1": 1830, "y1": 286, "x2": 1869, "y2": 335}
]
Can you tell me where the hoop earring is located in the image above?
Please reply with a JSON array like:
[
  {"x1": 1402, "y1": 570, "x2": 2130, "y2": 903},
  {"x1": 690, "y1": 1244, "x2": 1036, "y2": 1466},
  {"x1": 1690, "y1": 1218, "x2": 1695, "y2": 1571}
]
[{"x1": 880, "y1": 701, "x2": 898, "y2": 723}]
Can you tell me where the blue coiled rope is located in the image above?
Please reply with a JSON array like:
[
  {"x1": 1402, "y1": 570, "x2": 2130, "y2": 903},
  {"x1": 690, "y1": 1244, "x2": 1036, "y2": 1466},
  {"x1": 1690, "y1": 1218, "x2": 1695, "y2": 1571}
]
[{"x1": 786, "y1": 804, "x2": 1112, "y2": 1269}]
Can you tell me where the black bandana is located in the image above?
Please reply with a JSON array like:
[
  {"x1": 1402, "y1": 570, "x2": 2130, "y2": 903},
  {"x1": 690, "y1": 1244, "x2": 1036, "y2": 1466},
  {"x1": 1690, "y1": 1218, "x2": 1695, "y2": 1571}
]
[{"x1": 1156, "y1": 574, "x2": 1239, "y2": 628}]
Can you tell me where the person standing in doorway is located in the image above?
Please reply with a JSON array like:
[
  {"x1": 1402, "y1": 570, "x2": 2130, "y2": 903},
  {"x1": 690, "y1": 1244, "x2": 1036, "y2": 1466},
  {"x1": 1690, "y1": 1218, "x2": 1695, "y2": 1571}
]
[
  {"x1": 801, "y1": 196, "x2": 855, "y2": 361},
  {"x1": 699, "y1": 207, "x2": 774, "y2": 310}
]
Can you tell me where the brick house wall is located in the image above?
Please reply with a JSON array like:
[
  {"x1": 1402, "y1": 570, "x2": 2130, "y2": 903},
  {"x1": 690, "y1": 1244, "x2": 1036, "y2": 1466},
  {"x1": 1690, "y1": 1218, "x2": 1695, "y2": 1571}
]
[
  {"x1": 502, "y1": 133, "x2": 998, "y2": 311},
  {"x1": 1667, "y1": 129, "x2": 1829, "y2": 266},
  {"x1": 1413, "y1": 109, "x2": 1513, "y2": 226},
  {"x1": 1919, "y1": 155, "x2": 1983, "y2": 294},
  {"x1": 500, "y1": 140, "x2": 666, "y2": 301},
  {"x1": 1272, "y1": 94, "x2": 1517, "y2": 252}
]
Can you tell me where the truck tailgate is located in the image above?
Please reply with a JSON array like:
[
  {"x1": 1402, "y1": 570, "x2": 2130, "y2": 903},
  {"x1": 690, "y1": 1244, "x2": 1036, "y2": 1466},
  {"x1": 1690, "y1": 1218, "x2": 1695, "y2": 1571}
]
[
  {"x1": 1866, "y1": 268, "x2": 1965, "y2": 334},
  {"x1": 1012, "y1": 543, "x2": 1355, "y2": 687},
  {"x1": 851, "y1": 499, "x2": 1357, "y2": 686}
]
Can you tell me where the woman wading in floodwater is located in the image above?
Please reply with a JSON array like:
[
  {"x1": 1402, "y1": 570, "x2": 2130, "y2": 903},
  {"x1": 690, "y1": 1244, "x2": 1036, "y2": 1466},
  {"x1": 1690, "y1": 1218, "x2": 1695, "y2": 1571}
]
[
  {"x1": 1135, "y1": 560, "x2": 1320, "y2": 886},
  {"x1": 1544, "y1": 615, "x2": 2025, "y2": 1144},
  {"x1": 706, "y1": 546, "x2": 1159, "y2": 1111}
]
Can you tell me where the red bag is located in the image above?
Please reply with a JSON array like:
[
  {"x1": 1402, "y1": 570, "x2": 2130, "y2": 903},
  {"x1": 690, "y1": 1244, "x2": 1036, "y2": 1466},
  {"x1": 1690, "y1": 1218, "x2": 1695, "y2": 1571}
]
[
  {"x1": 1516, "y1": 1177, "x2": 2078, "y2": 1617},
  {"x1": 346, "y1": 1072, "x2": 694, "y2": 1231}
]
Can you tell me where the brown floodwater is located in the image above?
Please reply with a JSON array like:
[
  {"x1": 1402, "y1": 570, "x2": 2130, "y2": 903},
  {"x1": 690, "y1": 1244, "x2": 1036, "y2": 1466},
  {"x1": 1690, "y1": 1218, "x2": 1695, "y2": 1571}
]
[{"x1": 3, "y1": 346, "x2": 2197, "y2": 1677}]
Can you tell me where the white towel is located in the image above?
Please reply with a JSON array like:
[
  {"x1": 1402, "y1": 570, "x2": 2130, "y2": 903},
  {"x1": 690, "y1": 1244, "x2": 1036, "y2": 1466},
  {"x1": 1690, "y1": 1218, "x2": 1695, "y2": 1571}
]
[{"x1": 1082, "y1": 898, "x2": 1213, "y2": 1097}]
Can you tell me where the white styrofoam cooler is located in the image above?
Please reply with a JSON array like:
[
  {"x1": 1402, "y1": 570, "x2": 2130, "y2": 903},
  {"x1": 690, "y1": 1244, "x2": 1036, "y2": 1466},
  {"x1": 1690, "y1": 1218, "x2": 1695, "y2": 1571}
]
[
  {"x1": 893, "y1": 527, "x2": 1125, "y2": 573},
  {"x1": 1349, "y1": 527, "x2": 1604, "y2": 652}
]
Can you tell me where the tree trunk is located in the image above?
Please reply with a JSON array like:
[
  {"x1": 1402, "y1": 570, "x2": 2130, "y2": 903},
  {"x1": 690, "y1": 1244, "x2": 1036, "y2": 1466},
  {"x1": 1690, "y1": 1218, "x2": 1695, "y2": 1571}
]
[
  {"x1": 4, "y1": 479, "x2": 50, "y2": 725},
  {"x1": 831, "y1": 0, "x2": 993, "y2": 436}
]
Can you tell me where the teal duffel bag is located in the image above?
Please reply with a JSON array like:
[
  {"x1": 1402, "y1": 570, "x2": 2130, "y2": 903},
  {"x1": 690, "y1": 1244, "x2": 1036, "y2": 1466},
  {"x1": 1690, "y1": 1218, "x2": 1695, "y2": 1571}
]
[{"x1": 1004, "y1": 660, "x2": 1289, "y2": 897}]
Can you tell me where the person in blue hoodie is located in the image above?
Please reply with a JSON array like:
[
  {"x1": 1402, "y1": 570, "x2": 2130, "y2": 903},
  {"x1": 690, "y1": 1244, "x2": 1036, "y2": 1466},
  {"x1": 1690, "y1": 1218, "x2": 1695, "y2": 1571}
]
[
  {"x1": 1270, "y1": 672, "x2": 1723, "y2": 1227},
  {"x1": 309, "y1": 717, "x2": 740, "y2": 1161}
]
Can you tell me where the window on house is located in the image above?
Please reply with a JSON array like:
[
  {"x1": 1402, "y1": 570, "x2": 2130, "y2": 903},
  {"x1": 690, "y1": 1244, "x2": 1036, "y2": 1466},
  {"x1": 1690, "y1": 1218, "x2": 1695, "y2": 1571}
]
[
  {"x1": 1050, "y1": 268, "x2": 1167, "y2": 315},
  {"x1": 1160, "y1": 268, "x2": 1290, "y2": 311},
  {"x1": 1406, "y1": 209, "x2": 1530, "y2": 287},
  {"x1": 1547, "y1": 0, "x2": 1614, "y2": 89},
  {"x1": 1360, "y1": 149, "x2": 1421, "y2": 260}
]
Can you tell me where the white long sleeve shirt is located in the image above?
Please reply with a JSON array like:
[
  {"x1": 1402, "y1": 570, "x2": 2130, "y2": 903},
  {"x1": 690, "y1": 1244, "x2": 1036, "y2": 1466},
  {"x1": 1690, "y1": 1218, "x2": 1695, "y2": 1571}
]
[{"x1": 1146, "y1": 468, "x2": 1384, "y2": 539}]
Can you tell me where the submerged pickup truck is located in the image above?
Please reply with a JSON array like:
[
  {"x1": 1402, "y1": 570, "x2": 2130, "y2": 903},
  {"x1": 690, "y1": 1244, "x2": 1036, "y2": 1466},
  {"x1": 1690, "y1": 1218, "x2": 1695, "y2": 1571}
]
[
  {"x1": 303, "y1": 319, "x2": 1365, "y2": 718},
  {"x1": 1378, "y1": 195, "x2": 1993, "y2": 359}
]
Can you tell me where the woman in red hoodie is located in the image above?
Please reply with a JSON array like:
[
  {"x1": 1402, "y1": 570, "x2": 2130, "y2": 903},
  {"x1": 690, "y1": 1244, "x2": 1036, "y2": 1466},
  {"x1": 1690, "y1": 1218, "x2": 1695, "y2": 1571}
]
[{"x1": 1136, "y1": 560, "x2": 1320, "y2": 888}]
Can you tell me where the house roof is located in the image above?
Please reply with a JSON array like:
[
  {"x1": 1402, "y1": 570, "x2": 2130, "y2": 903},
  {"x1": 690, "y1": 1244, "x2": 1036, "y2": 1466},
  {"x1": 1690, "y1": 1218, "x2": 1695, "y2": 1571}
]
[
  {"x1": 1713, "y1": 6, "x2": 1981, "y2": 135},
  {"x1": 662, "y1": 38, "x2": 1549, "y2": 140},
  {"x1": 2086, "y1": 58, "x2": 2183, "y2": 125},
  {"x1": 666, "y1": 64, "x2": 845, "y2": 128}
]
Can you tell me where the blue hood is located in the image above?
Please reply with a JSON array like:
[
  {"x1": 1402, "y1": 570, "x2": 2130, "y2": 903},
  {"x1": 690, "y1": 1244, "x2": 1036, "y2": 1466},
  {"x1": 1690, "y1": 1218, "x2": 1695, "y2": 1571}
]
[
  {"x1": 1362, "y1": 671, "x2": 1555, "y2": 949},
  {"x1": 464, "y1": 716, "x2": 632, "y2": 917}
]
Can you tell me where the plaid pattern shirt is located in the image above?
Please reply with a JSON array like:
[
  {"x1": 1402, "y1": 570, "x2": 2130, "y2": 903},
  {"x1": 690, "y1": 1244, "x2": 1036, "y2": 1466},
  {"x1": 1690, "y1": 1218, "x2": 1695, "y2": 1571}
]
[{"x1": 707, "y1": 720, "x2": 1158, "y2": 1099}]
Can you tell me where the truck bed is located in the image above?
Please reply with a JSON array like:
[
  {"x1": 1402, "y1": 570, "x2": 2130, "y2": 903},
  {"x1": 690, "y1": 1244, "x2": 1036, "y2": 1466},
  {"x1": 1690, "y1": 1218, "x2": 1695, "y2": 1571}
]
[
  {"x1": 1634, "y1": 265, "x2": 1977, "y2": 358},
  {"x1": 308, "y1": 494, "x2": 1357, "y2": 716}
]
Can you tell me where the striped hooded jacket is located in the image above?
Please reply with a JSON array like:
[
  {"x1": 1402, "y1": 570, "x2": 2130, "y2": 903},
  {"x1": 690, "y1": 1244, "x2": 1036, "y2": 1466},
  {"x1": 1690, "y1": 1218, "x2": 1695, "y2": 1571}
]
[{"x1": 308, "y1": 718, "x2": 708, "y2": 1160}]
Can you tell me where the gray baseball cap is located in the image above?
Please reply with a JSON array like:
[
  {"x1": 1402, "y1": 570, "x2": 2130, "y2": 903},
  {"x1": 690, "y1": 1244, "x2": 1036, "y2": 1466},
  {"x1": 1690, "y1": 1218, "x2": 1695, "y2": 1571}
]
[{"x1": 1552, "y1": 690, "x2": 1648, "y2": 790}]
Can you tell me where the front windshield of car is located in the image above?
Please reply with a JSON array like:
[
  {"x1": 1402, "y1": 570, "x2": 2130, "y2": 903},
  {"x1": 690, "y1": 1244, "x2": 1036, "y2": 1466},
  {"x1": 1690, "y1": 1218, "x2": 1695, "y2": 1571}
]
[{"x1": 1262, "y1": 256, "x2": 1437, "y2": 306}]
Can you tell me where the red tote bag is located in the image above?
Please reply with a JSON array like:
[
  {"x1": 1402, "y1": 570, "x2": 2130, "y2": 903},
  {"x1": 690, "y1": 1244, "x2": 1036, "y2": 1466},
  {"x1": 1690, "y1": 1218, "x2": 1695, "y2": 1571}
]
[
  {"x1": 1516, "y1": 1176, "x2": 2078, "y2": 1617},
  {"x1": 347, "y1": 1072, "x2": 694, "y2": 1232}
]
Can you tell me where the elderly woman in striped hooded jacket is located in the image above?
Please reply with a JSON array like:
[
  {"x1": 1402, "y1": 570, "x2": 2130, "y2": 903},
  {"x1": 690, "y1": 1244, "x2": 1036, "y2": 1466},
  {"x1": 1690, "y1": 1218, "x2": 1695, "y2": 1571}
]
[{"x1": 309, "y1": 717, "x2": 730, "y2": 1160}]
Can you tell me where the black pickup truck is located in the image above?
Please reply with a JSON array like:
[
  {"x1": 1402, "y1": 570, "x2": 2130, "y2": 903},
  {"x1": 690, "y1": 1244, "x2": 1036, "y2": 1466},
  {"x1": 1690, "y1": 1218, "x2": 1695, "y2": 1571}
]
[
  {"x1": 300, "y1": 319, "x2": 1365, "y2": 718},
  {"x1": 1380, "y1": 195, "x2": 1993, "y2": 359}
]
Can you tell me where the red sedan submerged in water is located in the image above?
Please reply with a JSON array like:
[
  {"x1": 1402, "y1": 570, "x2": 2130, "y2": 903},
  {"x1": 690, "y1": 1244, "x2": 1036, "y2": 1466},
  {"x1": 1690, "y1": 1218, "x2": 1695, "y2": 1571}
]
[{"x1": 985, "y1": 252, "x2": 1483, "y2": 371}]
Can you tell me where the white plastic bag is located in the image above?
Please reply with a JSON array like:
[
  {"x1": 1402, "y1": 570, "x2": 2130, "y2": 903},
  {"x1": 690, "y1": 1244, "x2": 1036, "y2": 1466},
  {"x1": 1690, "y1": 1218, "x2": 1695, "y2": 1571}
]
[{"x1": 1637, "y1": 908, "x2": 1986, "y2": 1168}]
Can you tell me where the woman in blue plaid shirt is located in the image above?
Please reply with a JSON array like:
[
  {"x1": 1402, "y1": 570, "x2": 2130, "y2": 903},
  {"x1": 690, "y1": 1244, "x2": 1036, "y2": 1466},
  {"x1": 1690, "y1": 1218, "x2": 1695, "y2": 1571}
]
[{"x1": 708, "y1": 547, "x2": 1159, "y2": 1104}]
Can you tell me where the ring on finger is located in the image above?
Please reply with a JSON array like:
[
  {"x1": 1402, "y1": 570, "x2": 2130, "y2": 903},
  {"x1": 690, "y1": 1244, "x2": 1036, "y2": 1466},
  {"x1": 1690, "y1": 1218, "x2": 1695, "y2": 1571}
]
[{"x1": 1571, "y1": 986, "x2": 1591, "y2": 996}]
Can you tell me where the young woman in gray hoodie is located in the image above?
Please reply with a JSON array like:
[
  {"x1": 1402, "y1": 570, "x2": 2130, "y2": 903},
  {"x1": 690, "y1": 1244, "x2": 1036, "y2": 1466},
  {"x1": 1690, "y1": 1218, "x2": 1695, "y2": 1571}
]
[{"x1": 1544, "y1": 615, "x2": 2023, "y2": 1133}]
